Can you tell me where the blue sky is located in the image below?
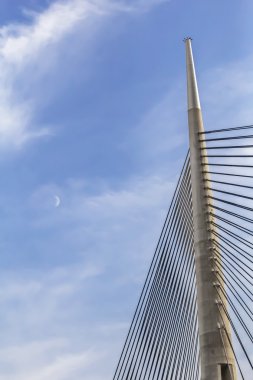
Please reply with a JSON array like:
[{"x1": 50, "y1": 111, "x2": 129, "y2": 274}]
[{"x1": 0, "y1": 0, "x2": 253, "y2": 379}]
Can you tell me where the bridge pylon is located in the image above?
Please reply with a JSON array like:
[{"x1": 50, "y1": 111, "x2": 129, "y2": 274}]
[{"x1": 185, "y1": 38, "x2": 237, "y2": 380}]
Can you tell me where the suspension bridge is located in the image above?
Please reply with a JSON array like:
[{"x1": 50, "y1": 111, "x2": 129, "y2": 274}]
[{"x1": 112, "y1": 39, "x2": 253, "y2": 380}]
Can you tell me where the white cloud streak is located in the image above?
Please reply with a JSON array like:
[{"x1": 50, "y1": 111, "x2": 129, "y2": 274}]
[
  {"x1": 0, "y1": 261, "x2": 104, "y2": 379},
  {"x1": 0, "y1": 0, "x2": 166, "y2": 151},
  {"x1": 0, "y1": 342, "x2": 103, "y2": 380},
  {"x1": 0, "y1": 171, "x2": 174, "y2": 380}
]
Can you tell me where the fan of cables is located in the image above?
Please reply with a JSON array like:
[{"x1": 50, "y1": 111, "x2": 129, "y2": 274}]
[
  {"x1": 200, "y1": 124, "x2": 253, "y2": 379},
  {"x1": 113, "y1": 153, "x2": 200, "y2": 380}
]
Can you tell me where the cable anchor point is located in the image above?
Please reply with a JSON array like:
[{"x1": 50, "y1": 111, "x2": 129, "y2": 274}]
[{"x1": 183, "y1": 36, "x2": 193, "y2": 43}]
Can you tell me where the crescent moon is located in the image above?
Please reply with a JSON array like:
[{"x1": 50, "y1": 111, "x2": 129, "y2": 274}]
[{"x1": 54, "y1": 195, "x2": 61, "y2": 208}]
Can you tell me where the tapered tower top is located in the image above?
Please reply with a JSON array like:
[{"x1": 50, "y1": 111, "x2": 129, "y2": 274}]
[{"x1": 184, "y1": 38, "x2": 201, "y2": 110}]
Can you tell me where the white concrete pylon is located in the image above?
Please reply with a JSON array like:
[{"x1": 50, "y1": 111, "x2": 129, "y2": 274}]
[{"x1": 184, "y1": 38, "x2": 237, "y2": 380}]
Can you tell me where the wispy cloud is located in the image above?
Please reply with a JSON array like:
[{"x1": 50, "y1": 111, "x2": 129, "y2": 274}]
[
  {"x1": 201, "y1": 53, "x2": 253, "y2": 128},
  {"x1": 0, "y1": 341, "x2": 103, "y2": 380},
  {"x1": 0, "y1": 168, "x2": 176, "y2": 379},
  {"x1": 0, "y1": 261, "x2": 104, "y2": 379},
  {"x1": 0, "y1": 0, "x2": 167, "y2": 151}
]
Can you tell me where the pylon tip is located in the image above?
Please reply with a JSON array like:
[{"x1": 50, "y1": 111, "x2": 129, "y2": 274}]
[{"x1": 183, "y1": 37, "x2": 192, "y2": 43}]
